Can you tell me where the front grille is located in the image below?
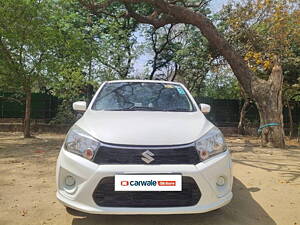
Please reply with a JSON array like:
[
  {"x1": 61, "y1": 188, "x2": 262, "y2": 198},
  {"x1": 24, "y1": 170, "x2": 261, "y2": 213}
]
[
  {"x1": 93, "y1": 176, "x2": 201, "y2": 207},
  {"x1": 93, "y1": 143, "x2": 200, "y2": 165}
]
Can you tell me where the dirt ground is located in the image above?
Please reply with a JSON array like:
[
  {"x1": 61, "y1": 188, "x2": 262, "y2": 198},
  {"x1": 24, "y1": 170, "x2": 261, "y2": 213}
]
[{"x1": 0, "y1": 132, "x2": 299, "y2": 225}]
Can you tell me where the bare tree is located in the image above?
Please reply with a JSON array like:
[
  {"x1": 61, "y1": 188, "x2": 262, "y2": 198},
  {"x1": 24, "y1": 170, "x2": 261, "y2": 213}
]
[{"x1": 148, "y1": 25, "x2": 183, "y2": 79}]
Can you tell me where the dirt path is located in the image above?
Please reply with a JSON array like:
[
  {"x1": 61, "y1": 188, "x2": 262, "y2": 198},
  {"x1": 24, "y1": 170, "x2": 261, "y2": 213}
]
[{"x1": 0, "y1": 132, "x2": 299, "y2": 225}]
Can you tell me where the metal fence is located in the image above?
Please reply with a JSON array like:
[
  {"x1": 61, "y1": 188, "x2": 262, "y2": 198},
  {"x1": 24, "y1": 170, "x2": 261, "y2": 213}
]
[
  {"x1": 0, "y1": 92, "x2": 59, "y2": 120},
  {"x1": 195, "y1": 97, "x2": 300, "y2": 127},
  {"x1": 0, "y1": 93, "x2": 299, "y2": 127}
]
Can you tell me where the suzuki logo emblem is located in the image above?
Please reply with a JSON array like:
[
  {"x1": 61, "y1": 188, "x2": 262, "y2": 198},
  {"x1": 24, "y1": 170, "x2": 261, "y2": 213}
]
[{"x1": 141, "y1": 150, "x2": 155, "y2": 164}]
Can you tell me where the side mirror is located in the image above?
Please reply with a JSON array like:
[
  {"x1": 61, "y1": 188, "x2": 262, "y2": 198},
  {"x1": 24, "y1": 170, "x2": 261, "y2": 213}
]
[
  {"x1": 73, "y1": 101, "x2": 87, "y2": 112},
  {"x1": 200, "y1": 103, "x2": 211, "y2": 114}
]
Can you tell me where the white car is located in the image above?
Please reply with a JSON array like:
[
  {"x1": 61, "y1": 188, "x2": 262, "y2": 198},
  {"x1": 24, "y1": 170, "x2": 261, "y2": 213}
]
[{"x1": 56, "y1": 80, "x2": 233, "y2": 214}]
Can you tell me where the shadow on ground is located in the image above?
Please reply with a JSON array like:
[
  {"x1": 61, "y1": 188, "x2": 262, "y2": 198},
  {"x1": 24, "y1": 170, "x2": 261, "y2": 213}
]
[
  {"x1": 70, "y1": 178, "x2": 276, "y2": 225},
  {"x1": 0, "y1": 133, "x2": 63, "y2": 161},
  {"x1": 233, "y1": 158, "x2": 300, "y2": 182}
]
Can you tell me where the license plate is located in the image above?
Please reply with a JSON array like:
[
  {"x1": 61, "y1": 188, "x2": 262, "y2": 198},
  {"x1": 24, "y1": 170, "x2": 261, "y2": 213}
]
[{"x1": 115, "y1": 174, "x2": 182, "y2": 191}]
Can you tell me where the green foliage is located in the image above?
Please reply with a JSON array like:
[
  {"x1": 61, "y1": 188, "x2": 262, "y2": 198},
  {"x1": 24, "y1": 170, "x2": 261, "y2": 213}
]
[
  {"x1": 49, "y1": 100, "x2": 77, "y2": 125},
  {"x1": 218, "y1": 0, "x2": 300, "y2": 80},
  {"x1": 200, "y1": 69, "x2": 241, "y2": 99},
  {"x1": 45, "y1": 0, "x2": 141, "y2": 101},
  {"x1": 57, "y1": 0, "x2": 139, "y2": 79},
  {"x1": 172, "y1": 25, "x2": 213, "y2": 95},
  {"x1": 0, "y1": 0, "x2": 144, "y2": 130},
  {"x1": 0, "y1": 0, "x2": 62, "y2": 91}
]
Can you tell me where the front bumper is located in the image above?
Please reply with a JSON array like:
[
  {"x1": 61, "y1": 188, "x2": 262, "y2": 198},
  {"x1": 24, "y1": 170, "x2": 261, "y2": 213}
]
[{"x1": 56, "y1": 148, "x2": 233, "y2": 215}]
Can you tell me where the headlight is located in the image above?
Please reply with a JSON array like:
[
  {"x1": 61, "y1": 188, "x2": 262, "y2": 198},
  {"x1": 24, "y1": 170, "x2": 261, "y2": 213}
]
[
  {"x1": 195, "y1": 127, "x2": 226, "y2": 161},
  {"x1": 64, "y1": 126, "x2": 100, "y2": 161}
]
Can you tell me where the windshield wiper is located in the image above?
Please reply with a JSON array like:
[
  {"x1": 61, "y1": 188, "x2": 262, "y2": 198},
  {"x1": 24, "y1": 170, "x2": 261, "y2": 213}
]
[
  {"x1": 110, "y1": 106, "x2": 159, "y2": 111},
  {"x1": 163, "y1": 108, "x2": 191, "y2": 112},
  {"x1": 109, "y1": 107, "x2": 191, "y2": 112}
]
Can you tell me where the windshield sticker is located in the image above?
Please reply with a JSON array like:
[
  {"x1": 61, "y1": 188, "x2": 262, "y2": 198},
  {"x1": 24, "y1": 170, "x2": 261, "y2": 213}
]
[
  {"x1": 164, "y1": 84, "x2": 174, "y2": 88},
  {"x1": 176, "y1": 86, "x2": 185, "y2": 95}
]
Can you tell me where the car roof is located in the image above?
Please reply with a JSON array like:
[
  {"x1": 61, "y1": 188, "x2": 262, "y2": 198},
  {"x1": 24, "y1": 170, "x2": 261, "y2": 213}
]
[{"x1": 106, "y1": 79, "x2": 183, "y2": 86}]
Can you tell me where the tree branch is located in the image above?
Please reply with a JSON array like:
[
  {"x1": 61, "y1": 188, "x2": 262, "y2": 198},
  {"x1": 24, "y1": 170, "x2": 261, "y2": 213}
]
[{"x1": 125, "y1": 4, "x2": 179, "y2": 29}]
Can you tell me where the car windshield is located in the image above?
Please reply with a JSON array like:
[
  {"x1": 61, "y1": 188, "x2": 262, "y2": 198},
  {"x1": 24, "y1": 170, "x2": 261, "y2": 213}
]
[{"x1": 92, "y1": 82, "x2": 196, "y2": 112}]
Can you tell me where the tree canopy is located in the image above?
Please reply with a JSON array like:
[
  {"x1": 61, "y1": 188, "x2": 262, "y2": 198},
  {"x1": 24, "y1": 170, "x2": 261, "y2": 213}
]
[{"x1": 0, "y1": 0, "x2": 299, "y2": 147}]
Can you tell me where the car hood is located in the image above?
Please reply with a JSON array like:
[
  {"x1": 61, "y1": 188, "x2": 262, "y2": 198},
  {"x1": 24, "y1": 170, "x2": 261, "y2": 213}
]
[{"x1": 75, "y1": 110, "x2": 214, "y2": 146}]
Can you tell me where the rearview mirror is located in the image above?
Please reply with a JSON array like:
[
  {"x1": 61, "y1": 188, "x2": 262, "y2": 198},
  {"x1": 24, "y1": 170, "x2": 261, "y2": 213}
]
[
  {"x1": 200, "y1": 103, "x2": 211, "y2": 114},
  {"x1": 73, "y1": 101, "x2": 87, "y2": 112}
]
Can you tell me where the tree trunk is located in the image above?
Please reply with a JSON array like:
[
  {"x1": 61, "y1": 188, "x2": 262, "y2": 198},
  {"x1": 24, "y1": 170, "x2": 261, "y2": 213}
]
[
  {"x1": 86, "y1": 56, "x2": 95, "y2": 105},
  {"x1": 252, "y1": 62, "x2": 285, "y2": 148},
  {"x1": 168, "y1": 63, "x2": 178, "y2": 81},
  {"x1": 86, "y1": 83, "x2": 94, "y2": 105},
  {"x1": 24, "y1": 88, "x2": 32, "y2": 138},
  {"x1": 238, "y1": 99, "x2": 250, "y2": 135},
  {"x1": 149, "y1": 54, "x2": 158, "y2": 80}
]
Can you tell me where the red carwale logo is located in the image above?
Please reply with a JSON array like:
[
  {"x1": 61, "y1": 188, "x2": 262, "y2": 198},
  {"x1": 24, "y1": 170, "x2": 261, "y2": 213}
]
[
  {"x1": 158, "y1": 181, "x2": 176, "y2": 186},
  {"x1": 121, "y1": 181, "x2": 129, "y2": 186},
  {"x1": 115, "y1": 175, "x2": 181, "y2": 191}
]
